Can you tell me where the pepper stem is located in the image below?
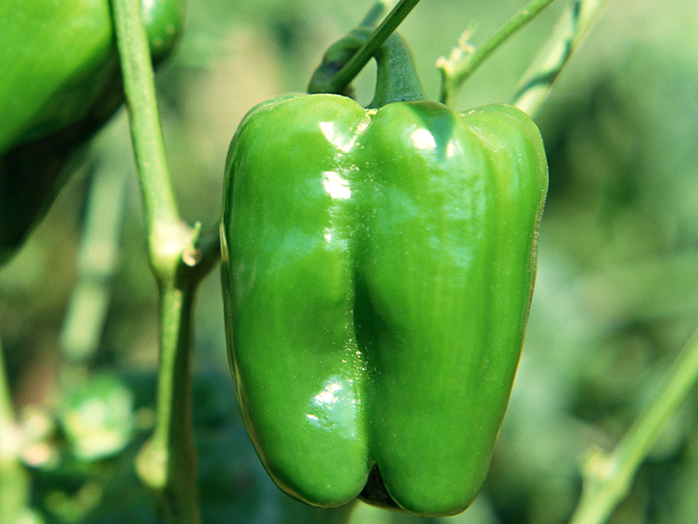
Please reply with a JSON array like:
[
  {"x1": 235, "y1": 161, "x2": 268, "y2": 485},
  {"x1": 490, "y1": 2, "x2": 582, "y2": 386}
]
[
  {"x1": 369, "y1": 30, "x2": 426, "y2": 107},
  {"x1": 309, "y1": 27, "x2": 426, "y2": 108},
  {"x1": 307, "y1": 0, "x2": 422, "y2": 96}
]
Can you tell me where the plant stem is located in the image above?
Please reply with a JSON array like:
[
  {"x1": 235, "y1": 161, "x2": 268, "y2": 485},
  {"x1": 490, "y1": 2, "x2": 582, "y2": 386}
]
[
  {"x1": 512, "y1": 0, "x2": 612, "y2": 117},
  {"x1": 312, "y1": 0, "x2": 422, "y2": 95},
  {"x1": 137, "y1": 280, "x2": 200, "y2": 523},
  {"x1": 109, "y1": 0, "x2": 185, "y2": 276},
  {"x1": 110, "y1": 0, "x2": 219, "y2": 522},
  {"x1": 568, "y1": 326, "x2": 698, "y2": 524},
  {"x1": 60, "y1": 141, "x2": 129, "y2": 364},
  {"x1": 438, "y1": 0, "x2": 557, "y2": 108}
]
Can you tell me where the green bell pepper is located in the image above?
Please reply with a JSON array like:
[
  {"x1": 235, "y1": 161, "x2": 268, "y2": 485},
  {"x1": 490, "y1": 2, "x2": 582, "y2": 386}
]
[
  {"x1": 221, "y1": 31, "x2": 548, "y2": 517},
  {"x1": 0, "y1": 0, "x2": 183, "y2": 263}
]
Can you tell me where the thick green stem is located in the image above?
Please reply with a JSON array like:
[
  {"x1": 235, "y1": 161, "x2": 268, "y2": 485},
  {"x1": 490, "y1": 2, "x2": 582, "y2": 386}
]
[
  {"x1": 136, "y1": 281, "x2": 200, "y2": 524},
  {"x1": 109, "y1": 0, "x2": 189, "y2": 279},
  {"x1": 110, "y1": 0, "x2": 219, "y2": 522},
  {"x1": 438, "y1": 0, "x2": 557, "y2": 108},
  {"x1": 512, "y1": 0, "x2": 612, "y2": 117},
  {"x1": 370, "y1": 31, "x2": 426, "y2": 107},
  {"x1": 568, "y1": 326, "x2": 698, "y2": 524},
  {"x1": 308, "y1": 0, "x2": 422, "y2": 95}
]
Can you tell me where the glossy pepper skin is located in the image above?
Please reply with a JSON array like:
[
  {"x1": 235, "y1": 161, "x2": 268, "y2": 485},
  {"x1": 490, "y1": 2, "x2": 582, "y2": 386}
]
[
  {"x1": 0, "y1": 0, "x2": 183, "y2": 263},
  {"x1": 221, "y1": 90, "x2": 548, "y2": 516}
]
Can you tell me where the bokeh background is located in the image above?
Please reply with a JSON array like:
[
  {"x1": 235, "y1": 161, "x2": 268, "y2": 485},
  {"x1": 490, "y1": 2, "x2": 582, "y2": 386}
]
[{"x1": 2, "y1": 0, "x2": 698, "y2": 522}]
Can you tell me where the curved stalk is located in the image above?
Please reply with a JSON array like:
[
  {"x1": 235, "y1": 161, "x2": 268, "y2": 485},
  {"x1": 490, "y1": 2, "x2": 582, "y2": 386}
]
[{"x1": 309, "y1": 0, "x2": 422, "y2": 95}]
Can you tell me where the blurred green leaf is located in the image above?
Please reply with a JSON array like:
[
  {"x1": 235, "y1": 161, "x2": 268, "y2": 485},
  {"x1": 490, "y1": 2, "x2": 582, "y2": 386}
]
[{"x1": 60, "y1": 374, "x2": 135, "y2": 462}]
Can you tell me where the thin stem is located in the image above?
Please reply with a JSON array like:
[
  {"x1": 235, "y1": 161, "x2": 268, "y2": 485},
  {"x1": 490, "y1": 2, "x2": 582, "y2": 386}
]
[
  {"x1": 438, "y1": 0, "x2": 557, "y2": 108},
  {"x1": 193, "y1": 225, "x2": 224, "y2": 278},
  {"x1": 312, "y1": 0, "x2": 422, "y2": 95},
  {"x1": 568, "y1": 326, "x2": 698, "y2": 524},
  {"x1": 512, "y1": 0, "x2": 612, "y2": 117}
]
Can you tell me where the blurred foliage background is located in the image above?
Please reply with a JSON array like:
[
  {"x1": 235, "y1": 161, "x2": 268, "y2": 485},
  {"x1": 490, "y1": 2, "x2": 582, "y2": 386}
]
[{"x1": 2, "y1": 0, "x2": 698, "y2": 522}]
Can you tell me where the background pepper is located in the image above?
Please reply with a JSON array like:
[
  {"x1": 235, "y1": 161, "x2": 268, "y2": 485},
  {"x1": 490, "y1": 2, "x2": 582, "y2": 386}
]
[
  {"x1": 0, "y1": 0, "x2": 184, "y2": 264},
  {"x1": 221, "y1": 32, "x2": 548, "y2": 517}
]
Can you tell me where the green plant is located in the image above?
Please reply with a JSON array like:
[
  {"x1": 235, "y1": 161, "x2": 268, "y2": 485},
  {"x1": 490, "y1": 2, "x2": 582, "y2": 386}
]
[{"x1": 2, "y1": 1, "x2": 698, "y2": 523}]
